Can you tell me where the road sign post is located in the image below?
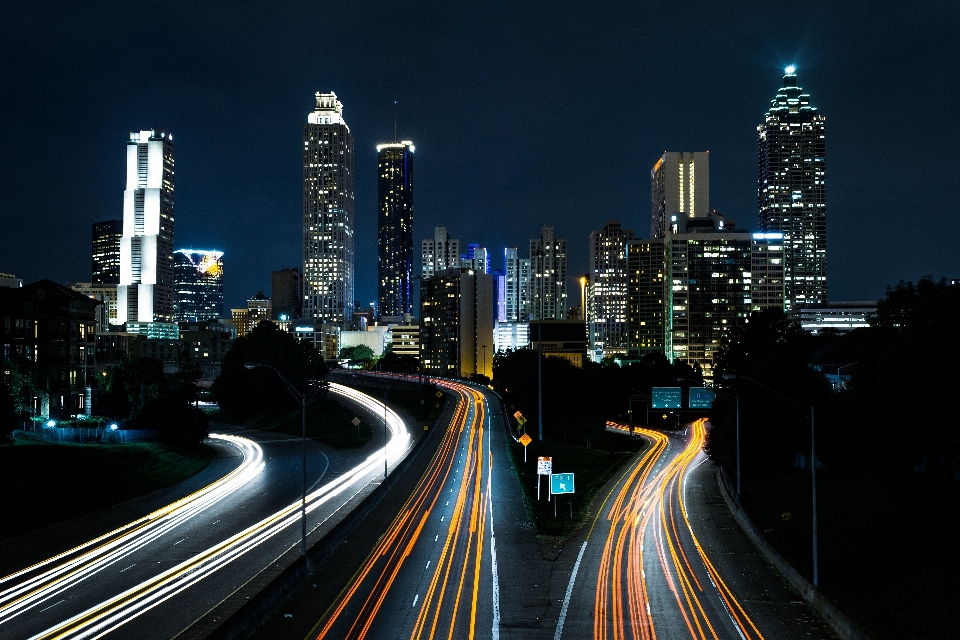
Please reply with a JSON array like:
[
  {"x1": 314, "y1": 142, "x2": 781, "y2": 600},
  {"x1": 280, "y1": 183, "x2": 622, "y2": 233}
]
[
  {"x1": 550, "y1": 473, "x2": 574, "y2": 518},
  {"x1": 537, "y1": 456, "x2": 552, "y2": 500},
  {"x1": 519, "y1": 432, "x2": 532, "y2": 461},
  {"x1": 652, "y1": 387, "x2": 682, "y2": 409}
]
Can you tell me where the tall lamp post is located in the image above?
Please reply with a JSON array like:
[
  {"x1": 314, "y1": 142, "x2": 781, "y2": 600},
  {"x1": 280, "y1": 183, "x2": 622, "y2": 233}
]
[
  {"x1": 245, "y1": 362, "x2": 321, "y2": 557},
  {"x1": 722, "y1": 373, "x2": 818, "y2": 587}
]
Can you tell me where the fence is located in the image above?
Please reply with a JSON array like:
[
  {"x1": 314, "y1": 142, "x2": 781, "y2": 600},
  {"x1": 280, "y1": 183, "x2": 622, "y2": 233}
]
[{"x1": 14, "y1": 427, "x2": 162, "y2": 444}]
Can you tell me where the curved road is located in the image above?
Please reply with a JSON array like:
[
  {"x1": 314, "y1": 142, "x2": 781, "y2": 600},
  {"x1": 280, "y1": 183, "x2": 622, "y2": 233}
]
[{"x1": 0, "y1": 382, "x2": 411, "y2": 640}]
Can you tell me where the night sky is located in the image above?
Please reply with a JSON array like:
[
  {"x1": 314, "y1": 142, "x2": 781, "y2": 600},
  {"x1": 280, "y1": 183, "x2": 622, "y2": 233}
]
[{"x1": 2, "y1": 2, "x2": 958, "y2": 311}]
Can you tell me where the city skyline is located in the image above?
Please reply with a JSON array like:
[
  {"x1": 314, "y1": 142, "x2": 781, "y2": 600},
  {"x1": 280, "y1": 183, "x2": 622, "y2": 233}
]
[{"x1": 2, "y1": 3, "x2": 958, "y2": 311}]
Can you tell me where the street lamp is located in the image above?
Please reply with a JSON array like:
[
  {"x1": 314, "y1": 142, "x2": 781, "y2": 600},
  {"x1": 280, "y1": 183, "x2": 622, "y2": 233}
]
[
  {"x1": 245, "y1": 362, "x2": 321, "y2": 556},
  {"x1": 722, "y1": 373, "x2": 818, "y2": 587}
]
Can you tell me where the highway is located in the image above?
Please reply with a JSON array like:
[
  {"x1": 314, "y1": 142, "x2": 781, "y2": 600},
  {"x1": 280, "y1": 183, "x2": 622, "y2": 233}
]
[
  {"x1": 308, "y1": 377, "x2": 502, "y2": 640},
  {"x1": 0, "y1": 382, "x2": 411, "y2": 640},
  {"x1": 555, "y1": 418, "x2": 770, "y2": 640}
]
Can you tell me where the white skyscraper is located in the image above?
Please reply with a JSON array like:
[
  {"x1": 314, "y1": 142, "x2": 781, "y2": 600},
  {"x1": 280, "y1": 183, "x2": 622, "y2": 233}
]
[
  {"x1": 651, "y1": 151, "x2": 709, "y2": 239},
  {"x1": 528, "y1": 227, "x2": 568, "y2": 320},
  {"x1": 589, "y1": 221, "x2": 634, "y2": 361},
  {"x1": 304, "y1": 92, "x2": 355, "y2": 324},
  {"x1": 421, "y1": 226, "x2": 461, "y2": 277},
  {"x1": 117, "y1": 129, "x2": 175, "y2": 331}
]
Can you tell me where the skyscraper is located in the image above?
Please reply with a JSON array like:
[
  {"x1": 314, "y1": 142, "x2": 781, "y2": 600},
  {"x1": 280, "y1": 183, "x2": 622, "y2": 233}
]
[
  {"x1": 303, "y1": 92, "x2": 355, "y2": 324},
  {"x1": 173, "y1": 249, "x2": 224, "y2": 322},
  {"x1": 528, "y1": 227, "x2": 567, "y2": 320},
  {"x1": 588, "y1": 221, "x2": 634, "y2": 361},
  {"x1": 92, "y1": 219, "x2": 122, "y2": 285},
  {"x1": 271, "y1": 268, "x2": 302, "y2": 320},
  {"x1": 651, "y1": 152, "x2": 709, "y2": 239},
  {"x1": 422, "y1": 227, "x2": 461, "y2": 278},
  {"x1": 377, "y1": 140, "x2": 415, "y2": 318},
  {"x1": 758, "y1": 66, "x2": 827, "y2": 311},
  {"x1": 117, "y1": 129, "x2": 175, "y2": 329},
  {"x1": 419, "y1": 268, "x2": 493, "y2": 379},
  {"x1": 503, "y1": 247, "x2": 521, "y2": 322},
  {"x1": 461, "y1": 243, "x2": 489, "y2": 274}
]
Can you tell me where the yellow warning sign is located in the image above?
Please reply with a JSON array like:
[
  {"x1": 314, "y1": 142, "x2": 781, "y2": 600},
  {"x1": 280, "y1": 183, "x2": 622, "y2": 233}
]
[{"x1": 519, "y1": 433, "x2": 532, "y2": 447}]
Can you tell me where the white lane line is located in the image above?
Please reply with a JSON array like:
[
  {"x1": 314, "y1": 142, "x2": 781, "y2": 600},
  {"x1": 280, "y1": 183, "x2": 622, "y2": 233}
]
[
  {"x1": 553, "y1": 541, "x2": 588, "y2": 640},
  {"x1": 119, "y1": 565, "x2": 136, "y2": 573},
  {"x1": 172, "y1": 539, "x2": 185, "y2": 546},
  {"x1": 412, "y1": 594, "x2": 419, "y2": 608},
  {"x1": 39, "y1": 599, "x2": 65, "y2": 613},
  {"x1": 426, "y1": 561, "x2": 430, "y2": 569}
]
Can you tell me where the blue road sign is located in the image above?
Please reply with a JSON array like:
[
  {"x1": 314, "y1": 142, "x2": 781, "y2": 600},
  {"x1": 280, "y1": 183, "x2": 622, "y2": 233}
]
[
  {"x1": 551, "y1": 473, "x2": 575, "y2": 494},
  {"x1": 652, "y1": 387, "x2": 682, "y2": 409},
  {"x1": 689, "y1": 387, "x2": 715, "y2": 409}
]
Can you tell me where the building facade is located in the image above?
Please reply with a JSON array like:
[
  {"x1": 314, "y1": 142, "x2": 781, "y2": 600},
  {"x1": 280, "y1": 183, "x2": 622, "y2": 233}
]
[
  {"x1": 117, "y1": 129, "x2": 176, "y2": 330},
  {"x1": 528, "y1": 227, "x2": 568, "y2": 320},
  {"x1": 588, "y1": 221, "x2": 634, "y2": 361},
  {"x1": 271, "y1": 268, "x2": 302, "y2": 320},
  {"x1": 377, "y1": 140, "x2": 415, "y2": 317},
  {"x1": 503, "y1": 248, "x2": 521, "y2": 322},
  {"x1": 758, "y1": 67, "x2": 827, "y2": 311},
  {"x1": 421, "y1": 227, "x2": 461, "y2": 278},
  {"x1": 419, "y1": 268, "x2": 494, "y2": 379},
  {"x1": 92, "y1": 219, "x2": 123, "y2": 285},
  {"x1": 173, "y1": 249, "x2": 224, "y2": 322},
  {"x1": 303, "y1": 92, "x2": 355, "y2": 324},
  {"x1": 68, "y1": 283, "x2": 118, "y2": 333},
  {"x1": 651, "y1": 151, "x2": 709, "y2": 239},
  {"x1": 461, "y1": 243, "x2": 489, "y2": 274},
  {"x1": 625, "y1": 239, "x2": 667, "y2": 357}
]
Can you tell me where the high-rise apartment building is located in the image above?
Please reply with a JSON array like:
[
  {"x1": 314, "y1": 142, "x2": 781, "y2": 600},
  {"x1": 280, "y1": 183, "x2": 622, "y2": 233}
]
[
  {"x1": 528, "y1": 227, "x2": 568, "y2": 320},
  {"x1": 758, "y1": 66, "x2": 827, "y2": 311},
  {"x1": 625, "y1": 239, "x2": 666, "y2": 357},
  {"x1": 461, "y1": 243, "x2": 489, "y2": 274},
  {"x1": 421, "y1": 227, "x2": 461, "y2": 278},
  {"x1": 117, "y1": 129, "x2": 175, "y2": 329},
  {"x1": 588, "y1": 221, "x2": 634, "y2": 360},
  {"x1": 651, "y1": 152, "x2": 709, "y2": 239},
  {"x1": 377, "y1": 140, "x2": 415, "y2": 318},
  {"x1": 92, "y1": 220, "x2": 123, "y2": 285},
  {"x1": 420, "y1": 268, "x2": 494, "y2": 379},
  {"x1": 303, "y1": 92, "x2": 355, "y2": 324},
  {"x1": 503, "y1": 248, "x2": 521, "y2": 322},
  {"x1": 173, "y1": 249, "x2": 224, "y2": 322},
  {"x1": 271, "y1": 268, "x2": 302, "y2": 320}
]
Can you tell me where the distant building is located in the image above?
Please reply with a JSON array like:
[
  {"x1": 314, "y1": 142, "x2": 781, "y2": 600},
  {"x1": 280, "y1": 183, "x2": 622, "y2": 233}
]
[
  {"x1": 588, "y1": 221, "x2": 634, "y2": 361},
  {"x1": 339, "y1": 329, "x2": 388, "y2": 357},
  {"x1": 529, "y1": 320, "x2": 589, "y2": 368},
  {"x1": 799, "y1": 302, "x2": 875, "y2": 335},
  {"x1": 495, "y1": 322, "x2": 529, "y2": 353},
  {"x1": 68, "y1": 283, "x2": 119, "y2": 333},
  {"x1": 135, "y1": 320, "x2": 234, "y2": 380},
  {"x1": 390, "y1": 318, "x2": 420, "y2": 360},
  {"x1": 271, "y1": 268, "x2": 301, "y2": 320},
  {"x1": 303, "y1": 92, "x2": 355, "y2": 324},
  {"x1": 173, "y1": 249, "x2": 224, "y2": 322},
  {"x1": 291, "y1": 321, "x2": 339, "y2": 361},
  {"x1": 651, "y1": 151, "x2": 709, "y2": 239},
  {"x1": 758, "y1": 67, "x2": 827, "y2": 311},
  {"x1": 503, "y1": 248, "x2": 522, "y2": 322},
  {"x1": 377, "y1": 140, "x2": 415, "y2": 318},
  {"x1": 421, "y1": 227, "x2": 461, "y2": 278},
  {"x1": 528, "y1": 227, "x2": 567, "y2": 320},
  {"x1": 461, "y1": 243, "x2": 489, "y2": 274},
  {"x1": 0, "y1": 273, "x2": 24, "y2": 289},
  {"x1": 117, "y1": 129, "x2": 176, "y2": 333},
  {"x1": 420, "y1": 268, "x2": 494, "y2": 379},
  {"x1": 92, "y1": 219, "x2": 123, "y2": 285},
  {"x1": 625, "y1": 239, "x2": 667, "y2": 357}
]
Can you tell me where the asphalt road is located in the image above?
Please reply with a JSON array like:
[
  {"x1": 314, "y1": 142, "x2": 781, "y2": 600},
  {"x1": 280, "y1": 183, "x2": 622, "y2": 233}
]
[{"x1": 0, "y1": 383, "x2": 410, "y2": 640}]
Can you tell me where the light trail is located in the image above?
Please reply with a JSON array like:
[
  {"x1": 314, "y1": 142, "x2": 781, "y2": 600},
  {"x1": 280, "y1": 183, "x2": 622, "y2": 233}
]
[
  {"x1": 311, "y1": 379, "x2": 495, "y2": 640},
  {"x1": 7, "y1": 383, "x2": 411, "y2": 640},
  {"x1": 592, "y1": 420, "x2": 765, "y2": 640}
]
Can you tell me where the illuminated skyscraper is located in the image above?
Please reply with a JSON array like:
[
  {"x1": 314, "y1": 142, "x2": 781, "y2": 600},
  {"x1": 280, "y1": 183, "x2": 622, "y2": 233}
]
[
  {"x1": 528, "y1": 227, "x2": 567, "y2": 320},
  {"x1": 303, "y1": 92, "x2": 355, "y2": 324},
  {"x1": 588, "y1": 221, "x2": 634, "y2": 361},
  {"x1": 92, "y1": 219, "x2": 122, "y2": 285},
  {"x1": 651, "y1": 152, "x2": 709, "y2": 239},
  {"x1": 117, "y1": 129, "x2": 175, "y2": 329},
  {"x1": 758, "y1": 66, "x2": 827, "y2": 311},
  {"x1": 173, "y1": 249, "x2": 224, "y2": 322},
  {"x1": 377, "y1": 140, "x2": 414, "y2": 317}
]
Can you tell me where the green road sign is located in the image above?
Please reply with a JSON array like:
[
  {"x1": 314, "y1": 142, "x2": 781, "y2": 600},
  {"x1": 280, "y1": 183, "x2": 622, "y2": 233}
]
[
  {"x1": 652, "y1": 387, "x2": 682, "y2": 409},
  {"x1": 689, "y1": 388, "x2": 715, "y2": 409},
  {"x1": 551, "y1": 473, "x2": 575, "y2": 494}
]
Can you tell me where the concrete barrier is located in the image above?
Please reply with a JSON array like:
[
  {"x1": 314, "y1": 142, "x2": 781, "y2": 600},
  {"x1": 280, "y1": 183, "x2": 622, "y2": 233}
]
[{"x1": 716, "y1": 467, "x2": 871, "y2": 640}]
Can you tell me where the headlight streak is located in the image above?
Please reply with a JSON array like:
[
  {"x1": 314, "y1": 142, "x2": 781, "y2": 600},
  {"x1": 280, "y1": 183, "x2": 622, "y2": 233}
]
[
  {"x1": 593, "y1": 420, "x2": 765, "y2": 640},
  {"x1": 0, "y1": 434, "x2": 264, "y2": 625},
  {"x1": 311, "y1": 380, "x2": 492, "y2": 640},
  {"x1": 19, "y1": 383, "x2": 411, "y2": 640}
]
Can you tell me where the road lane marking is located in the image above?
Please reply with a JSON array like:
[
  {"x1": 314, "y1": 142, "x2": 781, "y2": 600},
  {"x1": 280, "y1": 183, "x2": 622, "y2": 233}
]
[
  {"x1": 553, "y1": 540, "x2": 587, "y2": 640},
  {"x1": 39, "y1": 599, "x2": 65, "y2": 613},
  {"x1": 119, "y1": 565, "x2": 136, "y2": 573},
  {"x1": 412, "y1": 594, "x2": 419, "y2": 608}
]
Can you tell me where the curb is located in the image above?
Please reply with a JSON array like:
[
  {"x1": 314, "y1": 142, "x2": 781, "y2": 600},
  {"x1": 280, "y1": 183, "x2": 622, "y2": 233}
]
[{"x1": 715, "y1": 467, "x2": 871, "y2": 640}]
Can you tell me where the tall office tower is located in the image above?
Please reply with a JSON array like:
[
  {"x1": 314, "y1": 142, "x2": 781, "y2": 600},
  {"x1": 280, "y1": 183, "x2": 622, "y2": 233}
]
[
  {"x1": 758, "y1": 66, "x2": 827, "y2": 311},
  {"x1": 117, "y1": 129, "x2": 175, "y2": 329},
  {"x1": 377, "y1": 140, "x2": 415, "y2": 317},
  {"x1": 303, "y1": 92, "x2": 355, "y2": 324},
  {"x1": 461, "y1": 243, "x2": 489, "y2": 274},
  {"x1": 421, "y1": 227, "x2": 461, "y2": 278},
  {"x1": 503, "y1": 248, "x2": 521, "y2": 322},
  {"x1": 419, "y1": 268, "x2": 494, "y2": 379},
  {"x1": 92, "y1": 220, "x2": 123, "y2": 284},
  {"x1": 271, "y1": 267, "x2": 302, "y2": 320},
  {"x1": 750, "y1": 232, "x2": 786, "y2": 311},
  {"x1": 588, "y1": 221, "x2": 634, "y2": 361},
  {"x1": 651, "y1": 152, "x2": 709, "y2": 239},
  {"x1": 518, "y1": 258, "x2": 532, "y2": 320},
  {"x1": 173, "y1": 249, "x2": 224, "y2": 322},
  {"x1": 528, "y1": 227, "x2": 568, "y2": 320},
  {"x1": 625, "y1": 239, "x2": 666, "y2": 357}
]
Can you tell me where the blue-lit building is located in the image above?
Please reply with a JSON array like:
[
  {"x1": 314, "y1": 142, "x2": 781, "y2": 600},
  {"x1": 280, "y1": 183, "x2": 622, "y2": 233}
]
[
  {"x1": 173, "y1": 249, "x2": 224, "y2": 322},
  {"x1": 377, "y1": 140, "x2": 414, "y2": 318}
]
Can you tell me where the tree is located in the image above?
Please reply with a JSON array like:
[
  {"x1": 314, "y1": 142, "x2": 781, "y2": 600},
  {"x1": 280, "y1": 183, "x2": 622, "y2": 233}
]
[{"x1": 339, "y1": 344, "x2": 375, "y2": 362}]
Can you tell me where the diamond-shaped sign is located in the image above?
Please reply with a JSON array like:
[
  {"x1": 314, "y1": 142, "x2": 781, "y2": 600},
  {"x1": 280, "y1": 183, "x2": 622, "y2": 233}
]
[
  {"x1": 519, "y1": 433, "x2": 532, "y2": 447},
  {"x1": 436, "y1": 391, "x2": 443, "y2": 398},
  {"x1": 517, "y1": 415, "x2": 527, "y2": 426},
  {"x1": 351, "y1": 417, "x2": 361, "y2": 426}
]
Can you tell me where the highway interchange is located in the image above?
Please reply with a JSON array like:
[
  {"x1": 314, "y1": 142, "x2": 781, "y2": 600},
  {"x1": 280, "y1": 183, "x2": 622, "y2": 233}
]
[{"x1": 0, "y1": 376, "x2": 834, "y2": 639}]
